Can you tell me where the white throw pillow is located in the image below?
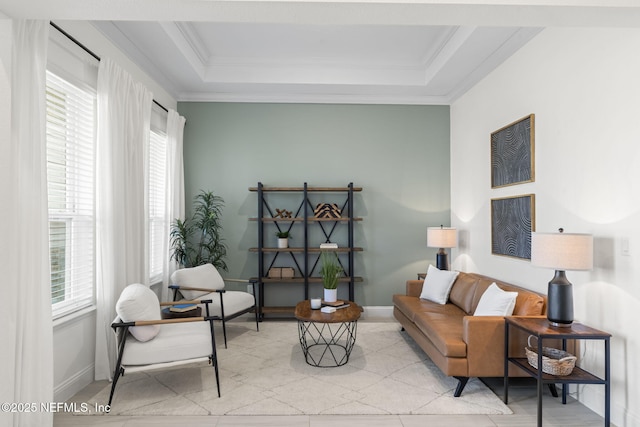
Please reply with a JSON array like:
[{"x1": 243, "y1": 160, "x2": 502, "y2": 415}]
[
  {"x1": 419, "y1": 265, "x2": 460, "y2": 304},
  {"x1": 474, "y1": 283, "x2": 518, "y2": 316},
  {"x1": 116, "y1": 283, "x2": 161, "y2": 342}
]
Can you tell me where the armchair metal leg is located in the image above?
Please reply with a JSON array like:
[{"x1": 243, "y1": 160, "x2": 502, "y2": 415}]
[
  {"x1": 108, "y1": 329, "x2": 128, "y2": 407},
  {"x1": 217, "y1": 292, "x2": 228, "y2": 349},
  {"x1": 254, "y1": 306, "x2": 259, "y2": 333},
  {"x1": 108, "y1": 366, "x2": 124, "y2": 407},
  {"x1": 208, "y1": 319, "x2": 221, "y2": 397}
]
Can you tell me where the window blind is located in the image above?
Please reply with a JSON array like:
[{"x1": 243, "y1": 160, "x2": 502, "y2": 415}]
[
  {"x1": 148, "y1": 128, "x2": 168, "y2": 284},
  {"x1": 46, "y1": 70, "x2": 96, "y2": 319}
]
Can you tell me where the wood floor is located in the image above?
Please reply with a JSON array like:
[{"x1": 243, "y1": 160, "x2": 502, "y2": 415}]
[{"x1": 54, "y1": 377, "x2": 610, "y2": 427}]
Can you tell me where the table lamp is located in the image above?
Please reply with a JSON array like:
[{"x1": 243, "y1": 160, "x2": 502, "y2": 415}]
[
  {"x1": 427, "y1": 225, "x2": 458, "y2": 270},
  {"x1": 531, "y1": 228, "x2": 593, "y2": 327}
]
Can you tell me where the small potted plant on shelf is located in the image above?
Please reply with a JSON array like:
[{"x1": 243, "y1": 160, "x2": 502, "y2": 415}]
[
  {"x1": 276, "y1": 230, "x2": 291, "y2": 248},
  {"x1": 320, "y1": 251, "x2": 342, "y2": 302}
]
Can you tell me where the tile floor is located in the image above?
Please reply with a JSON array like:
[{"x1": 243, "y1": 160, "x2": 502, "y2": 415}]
[{"x1": 54, "y1": 371, "x2": 611, "y2": 427}]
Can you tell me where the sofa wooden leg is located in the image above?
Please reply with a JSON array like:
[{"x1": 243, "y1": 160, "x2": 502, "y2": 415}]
[
  {"x1": 548, "y1": 383, "x2": 559, "y2": 397},
  {"x1": 453, "y1": 376, "x2": 469, "y2": 397}
]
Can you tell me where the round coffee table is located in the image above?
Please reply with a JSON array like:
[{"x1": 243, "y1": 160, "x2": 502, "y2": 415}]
[{"x1": 294, "y1": 300, "x2": 362, "y2": 367}]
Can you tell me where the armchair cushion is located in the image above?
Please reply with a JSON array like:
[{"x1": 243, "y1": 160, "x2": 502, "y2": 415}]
[
  {"x1": 121, "y1": 321, "x2": 213, "y2": 366},
  {"x1": 171, "y1": 263, "x2": 225, "y2": 300},
  {"x1": 199, "y1": 290, "x2": 256, "y2": 317},
  {"x1": 115, "y1": 283, "x2": 161, "y2": 342}
]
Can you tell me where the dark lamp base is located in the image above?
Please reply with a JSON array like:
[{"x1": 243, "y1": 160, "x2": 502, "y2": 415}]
[
  {"x1": 549, "y1": 320, "x2": 573, "y2": 328},
  {"x1": 546, "y1": 270, "x2": 574, "y2": 327},
  {"x1": 436, "y1": 251, "x2": 449, "y2": 271}
]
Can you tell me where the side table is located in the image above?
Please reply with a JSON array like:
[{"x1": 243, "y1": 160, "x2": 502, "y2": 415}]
[
  {"x1": 294, "y1": 300, "x2": 362, "y2": 367},
  {"x1": 504, "y1": 317, "x2": 611, "y2": 427},
  {"x1": 161, "y1": 306, "x2": 202, "y2": 319}
]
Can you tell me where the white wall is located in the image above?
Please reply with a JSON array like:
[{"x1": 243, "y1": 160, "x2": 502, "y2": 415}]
[{"x1": 451, "y1": 27, "x2": 640, "y2": 427}]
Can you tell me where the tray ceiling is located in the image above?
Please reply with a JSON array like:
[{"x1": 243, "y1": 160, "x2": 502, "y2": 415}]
[
  {"x1": 4, "y1": 0, "x2": 640, "y2": 104},
  {"x1": 92, "y1": 20, "x2": 541, "y2": 103}
]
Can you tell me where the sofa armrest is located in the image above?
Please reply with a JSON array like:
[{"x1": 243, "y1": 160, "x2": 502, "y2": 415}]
[
  {"x1": 463, "y1": 315, "x2": 548, "y2": 377},
  {"x1": 462, "y1": 315, "x2": 510, "y2": 377},
  {"x1": 406, "y1": 280, "x2": 424, "y2": 298}
]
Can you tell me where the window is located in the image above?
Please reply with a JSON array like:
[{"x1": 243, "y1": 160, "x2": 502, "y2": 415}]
[
  {"x1": 46, "y1": 71, "x2": 96, "y2": 318},
  {"x1": 148, "y1": 127, "x2": 168, "y2": 284}
]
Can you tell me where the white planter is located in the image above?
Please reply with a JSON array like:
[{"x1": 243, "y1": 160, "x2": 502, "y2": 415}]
[
  {"x1": 277, "y1": 238, "x2": 288, "y2": 248},
  {"x1": 323, "y1": 288, "x2": 338, "y2": 303}
]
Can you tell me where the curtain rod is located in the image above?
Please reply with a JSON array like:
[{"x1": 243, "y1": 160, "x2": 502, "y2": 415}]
[{"x1": 49, "y1": 21, "x2": 170, "y2": 114}]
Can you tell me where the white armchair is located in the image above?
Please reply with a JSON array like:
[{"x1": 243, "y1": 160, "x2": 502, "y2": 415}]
[
  {"x1": 108, "y1": 283, "x2": 220, "y2": 407},
  {"x1": 170, "y1": 263, "x2": 259, "y2": 348}
]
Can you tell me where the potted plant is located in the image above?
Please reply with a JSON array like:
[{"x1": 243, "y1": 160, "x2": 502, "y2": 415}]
[
  {"x1": 276, "y1": 230, "x2": 291, "y2": 248},
  {"x1": 320, "y1": 251, "x2": 342, "y2": 302},
  {"x1": 169, "y1": 190, "x2": 228, "y2": 270}
]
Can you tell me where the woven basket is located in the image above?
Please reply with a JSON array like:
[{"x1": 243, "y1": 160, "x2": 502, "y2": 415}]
[{"x1": 525, "y1": 335, "x2": 577, "y2": 376}]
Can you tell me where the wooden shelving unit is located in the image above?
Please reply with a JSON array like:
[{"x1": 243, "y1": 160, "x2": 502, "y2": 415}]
[{"x1": 249, "y1": 182, "x2": 363, "y2": 319}]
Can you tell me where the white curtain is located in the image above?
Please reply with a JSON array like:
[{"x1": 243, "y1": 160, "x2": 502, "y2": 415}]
[
  {"x1": 94, "y1": 58, "x2": 153, "y2": 380},
  {"x1": 3, "y1": 20, "x2": 54, "y2": 427},
  {"x1": 161, "y1": 109, "x2": 186, "y2": 301}
]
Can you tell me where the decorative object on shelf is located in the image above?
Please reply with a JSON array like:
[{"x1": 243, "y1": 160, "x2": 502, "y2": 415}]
[
  {"x1": 531, "y1": 228, "x2": 593, "y2": 327},
  {"x1": 314, "y1": 203, "x2": 342, "y2": 219},
  {"x1": 170, "y1": 190, "x2": 227, "y2": 270},
  {"x1": 274, "y1": 209, "x2": 292, "y2": 219},
  {"x1": 491, "y1": 114, "x2": 535, "y2": 188},
  {"x1": 320, "y1": 242, "x2": 338, "y2": 249},
  {"x1": 275, "y1": 230, "x2": 291, "y2": 248},
  {"x1": 525, "y1": 335, "x2": 577, "y2": 376},
  {"x1": 268, "y1": 267, "x2": 295, "y2": 279},
  {"x1": 491, "y1": 194, "x2": 535, "y2": 260},
  {"x1": 320, "y1": 250, "x2": 342, "y2": 302},
  {"x1": 427, "y1": 225, "x2": 458, "y2": 270}
]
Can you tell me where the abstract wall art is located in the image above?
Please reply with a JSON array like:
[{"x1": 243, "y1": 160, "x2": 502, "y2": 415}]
[
  {"x1": 491, "y1": 114, "x2": 535, "y2": 188},
  {"x1": 491, "y1": 194, "x2": 535, "y2": 259}
]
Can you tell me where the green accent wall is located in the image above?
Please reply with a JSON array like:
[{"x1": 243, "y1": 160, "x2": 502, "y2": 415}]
[{"x1": 177, "y1": 102, "x2": 450, "y2": 307}]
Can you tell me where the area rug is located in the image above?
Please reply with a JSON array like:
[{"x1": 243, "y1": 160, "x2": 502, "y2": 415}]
[{"x1": 82, "y1": 321, "x2": 512, "y2": 416}]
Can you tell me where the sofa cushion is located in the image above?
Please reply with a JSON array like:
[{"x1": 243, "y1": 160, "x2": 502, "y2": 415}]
[
  {"x1": 419, "y1": 265, "x2": 459, "y2": 304},
  {"x1": 514, "y1": 293, "x2": 545, "y2": 315},
  {"x1": 413, "y1": 310, "x2": 467, "y2": 358},
  {"x1": 393, "y1": 294, "x2": 463, "y2": 322},
  {"x1": 448, "y1": 274, "x2": 479, "y2": 314},
  {"x1": 474, "y1": 283, "x2": 518, "y2": 316}
]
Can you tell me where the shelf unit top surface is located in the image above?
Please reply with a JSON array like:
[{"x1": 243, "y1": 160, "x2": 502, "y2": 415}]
[{"x1": 249, "y1": 186, "x2": 362, "y2": 192}]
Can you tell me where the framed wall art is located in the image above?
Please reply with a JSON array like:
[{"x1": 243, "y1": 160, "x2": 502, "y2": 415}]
[
  {"x1": 491, "y1": 194, "x2": 535, "y2": 260},
  {"x1": 491, "y1": 114, "x2": 535, "y2": 188}
]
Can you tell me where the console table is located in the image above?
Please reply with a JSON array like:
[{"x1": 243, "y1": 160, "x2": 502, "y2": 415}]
[{"x1": 504, "y1": 317, "x2": 611, "y2": 427}]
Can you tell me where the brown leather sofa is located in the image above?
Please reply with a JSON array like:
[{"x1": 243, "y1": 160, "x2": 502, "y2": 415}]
[{"x1": 393, "y1": 271, "x2": 547, "y2": 396}]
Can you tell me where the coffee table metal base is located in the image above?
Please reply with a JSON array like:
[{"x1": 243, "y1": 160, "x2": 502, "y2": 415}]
[{"x1": 297, "y1": 320, "x2": 357, "y2": 367}]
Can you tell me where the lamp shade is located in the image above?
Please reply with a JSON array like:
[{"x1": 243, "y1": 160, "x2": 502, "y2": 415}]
[
  {"x1": 531, "y1": 232, "x2": 593, "y2": 271},
  {"x1": 427, "y1": 227, "x2": 458, "y2": 249}
]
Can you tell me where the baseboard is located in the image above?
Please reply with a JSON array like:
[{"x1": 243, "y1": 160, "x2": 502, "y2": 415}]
[
  {"x1": 579, "y1": 383, "x2": 636, "y2": 427},
  {"x1": 361, "y1": 305, "x2": 394, "y2": 320},
  {"x1": 54, "y1": 363, "x2": 95, "y2": 402}
]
